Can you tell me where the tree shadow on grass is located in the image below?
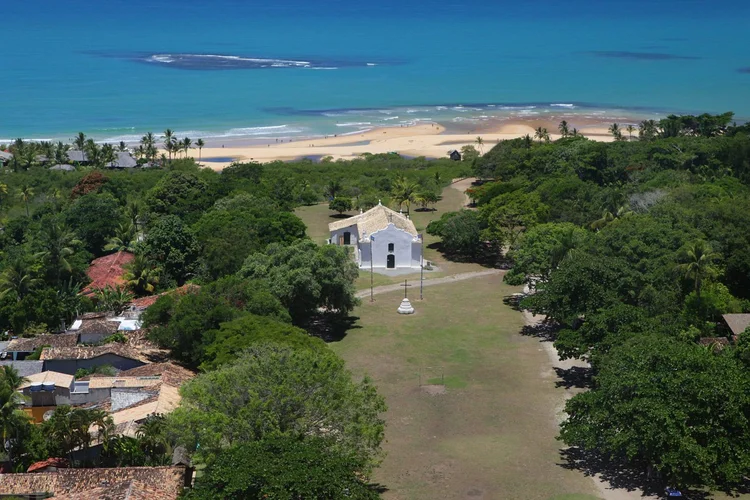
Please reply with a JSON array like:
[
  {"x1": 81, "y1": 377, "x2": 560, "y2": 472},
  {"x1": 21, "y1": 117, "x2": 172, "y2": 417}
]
[
  {"x1": 519, "y1": 320, "x2": 558, "y2": 343},
  {"x1": 329, "y1": 213, "x2": 354, "y2": 219},
  {"x1": 306, "y1": 313, "x2": 361, "y2": 343},
  {"x1": 553, "y1": 366, "x2": 592, "y2": 389},
  {"x1": 426, "y1": 241, "x2": 505, "y2": 268},
  {"x1": 559, "y1": 444, "x2": 750, "y2": 499}
]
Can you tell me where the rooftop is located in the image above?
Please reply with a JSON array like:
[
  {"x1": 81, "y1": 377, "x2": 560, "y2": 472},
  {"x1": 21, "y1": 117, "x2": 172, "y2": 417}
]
[
  {"x1": 0, "y1": 360, "x2": 44, "y2": 377},
  {"x1": 328, "y1": 203, "x2": 418, "y2": 239},
  {"x1": 20, "y1": 370, "x2": 75, "y2": 390},
  {"x1": 27, "y1": 457, "x2": 69, "y2": 473},
  {"x1": 6, "y1": 333, "x2": 78, "y2": 353},
  {"x1": 77, "y1": 317, "x2": 119, "y2": 337},
  {"x1": 40, "y1": 344, "x2": 147, "y2": 362},
  {"x1": 86, "y1": 375, "x2": 162, "y2": 389},
  {"x1": 0, "y1": 466, "x2": 187, "y2": 500},
  {"x1": 50, "y1": 163, "x2": 75, "y2": 171},
  {"x1": 118, "y1": 362, "x2": 196, "y2": 387},
  {"x1": 129, "y1": 284, "x2": 201, "y2": 310},
  {"x1": 82, "y1": 251, "x2": 135, "y2": 296},
  {"x1": 723, "y1": 313, "x2": 750, "y2": 336}
]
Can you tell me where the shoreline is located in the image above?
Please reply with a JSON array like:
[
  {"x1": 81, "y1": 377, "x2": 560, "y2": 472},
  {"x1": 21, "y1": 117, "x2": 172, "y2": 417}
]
[{"x1": 195, "y1": 116, "x2": 623, "y2": 169}]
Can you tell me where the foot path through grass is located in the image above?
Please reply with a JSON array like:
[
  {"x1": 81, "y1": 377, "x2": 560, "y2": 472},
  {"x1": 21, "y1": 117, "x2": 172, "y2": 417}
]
[{"x1": 355, "y1": 269, "x2": 503, "y2": 299}]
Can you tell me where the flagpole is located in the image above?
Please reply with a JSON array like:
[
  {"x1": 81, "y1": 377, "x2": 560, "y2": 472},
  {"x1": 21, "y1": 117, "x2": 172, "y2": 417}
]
[
  {"x1": 420, "y1": 234, "x2": 424, "y2": 300},
  {"x1": 370, "y1": 236, "x2": 374, "y2": 303}
]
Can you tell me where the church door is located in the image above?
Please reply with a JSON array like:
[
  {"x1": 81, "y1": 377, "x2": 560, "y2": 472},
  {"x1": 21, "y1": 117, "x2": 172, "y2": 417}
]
[
  {"x1": 343, "y1": 231, "x2": 351, "y2": 245},
  {"x1": 387, "y1": 254, "x2": 396, "y2": 269}
]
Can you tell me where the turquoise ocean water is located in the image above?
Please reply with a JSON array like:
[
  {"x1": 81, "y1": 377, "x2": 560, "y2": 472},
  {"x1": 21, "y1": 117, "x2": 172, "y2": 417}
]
[{"x1": 1, "y1": 0, "x2": 749, "y2": 143}]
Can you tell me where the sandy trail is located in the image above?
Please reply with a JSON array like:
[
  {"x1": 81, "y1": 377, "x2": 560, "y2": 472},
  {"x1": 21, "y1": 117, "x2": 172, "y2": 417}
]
[{"x1": 354, "y1": 269, "x2": 503, "y2": 299}]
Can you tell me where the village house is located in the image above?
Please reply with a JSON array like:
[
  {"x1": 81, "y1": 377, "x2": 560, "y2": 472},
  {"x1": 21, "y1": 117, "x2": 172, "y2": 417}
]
[
  {"x1": 40, "y1": 344, "x2": 148, "y2": 375},
  {"x1": 0, "y1": 359, "x2": 44, "y2": 377},
  {"x1": 328, "y1": 203, "x2": 422, "y2": 271},
  {"x1": 68, "y1": 312, "x2": 120, "y2": 344},
  {"x1": 722, "y1": 313, "x2": 750, "y2": 338},
  {"x1": 3, "y1": 334, "x2": 78, "y2": 361},
  {"x1": 449, "y1": 149, "x2": 462, "y2": 161},
  {"x1": 82, "y1": 251, "x2": 135, "y2": 297}
]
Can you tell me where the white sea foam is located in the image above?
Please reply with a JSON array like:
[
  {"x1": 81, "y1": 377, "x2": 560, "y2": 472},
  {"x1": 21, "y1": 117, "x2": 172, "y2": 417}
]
[
  {"x1": 382, "y1": 116, "x2": 400, "y2": 121},
  {"x1": 366, "y1": 63, "x2": 377, "y2": 66},
  {"x1": 551, "y1": 103, "x2": 575, "y2": 108},
  {"x1": 335, "y1": 122, "x2": 372, "y2": 127}
]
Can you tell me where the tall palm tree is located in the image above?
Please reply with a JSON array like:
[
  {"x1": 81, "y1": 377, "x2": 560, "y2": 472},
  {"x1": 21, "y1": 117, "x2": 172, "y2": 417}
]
[
  {"x1": 590, "y1": 205, "x2": 632, "y2": 231},
  {"x1": 125, "y1": 199, "x2": 143, "y2": 233},
  {"x1": 181, "y1": 137, "x2": 192, "y2": 158},
  {"x1": 54, "y1": 141, "x2": 70, "y2": 165},
  {"x1": 73, "y1": 132, "x2": 87, "y2": 152},
  {"x1": 626, "y1": 124, "x2": 636, "y2": 141},
  {"x1": 678, "y1": 241, "x2": 719, "y2": 301},
  {"x1": 534, "y1": 127, "x2": 550, "y2": 143},
  {"x1": 141, "y1": 132, "x2": 156, "y2": 163},
  {"x1": 163, "y1": 129, "x2": 175, "y2": 161},
  {"x1": 571, "y1": 128, "x2": 580, "y2": 137},
  {"x1": 17, "y1": 185, "x2": 34, "y2": 217},
  {"x1": 558, "y1": 120, "x2": 570, "y2": 138},
  {"x1": 608, "y1": 123, "x2": 623, "y2": 141},
  {"x1": 475, "y1": 136, "x2": 485, "y2": 155},
  {"x1": 522, "y1": 134, "x2": 533, "y2": 148},
  {"x1": 118, "y1": 141, "x2": 128, "y2": 152},
  {"x1": 196, "y1": 138, "x2": 205, "y2": 164},
  {"x1": 37, "y1": 220, "x2": 81, "y2": 285},
  {"x1": 638, "y1": 120, "x2": 658, "y2": 141},
  {"x1": 136, "y1": 414, "x2": 170, "y2": 462},
  {"x1": 101, "y1": 143, "x2": 116, "y2": 167},
  {"x1": 0, "y1": 259, "x2": 39, "y2": 301},
  {"x1": 105, "y1": 221, "x2": 137, "y2": 252}
]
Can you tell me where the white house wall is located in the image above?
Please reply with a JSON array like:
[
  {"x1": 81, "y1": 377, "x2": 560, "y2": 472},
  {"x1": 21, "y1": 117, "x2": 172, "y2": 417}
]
[{"x1": 362, "y1": 224, "x2": 421, "y2": 269}]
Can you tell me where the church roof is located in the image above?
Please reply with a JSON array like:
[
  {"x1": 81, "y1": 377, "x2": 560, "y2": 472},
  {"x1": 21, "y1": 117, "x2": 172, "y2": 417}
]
[{"x1": 328, "y1": 204, "x2": 418, "y2": 239}]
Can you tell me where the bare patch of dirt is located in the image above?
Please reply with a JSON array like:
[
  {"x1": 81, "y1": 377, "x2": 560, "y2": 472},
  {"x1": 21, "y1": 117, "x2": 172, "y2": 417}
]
[{"x1": 420, "y1": 384, "x2": 447, "y2": 396}]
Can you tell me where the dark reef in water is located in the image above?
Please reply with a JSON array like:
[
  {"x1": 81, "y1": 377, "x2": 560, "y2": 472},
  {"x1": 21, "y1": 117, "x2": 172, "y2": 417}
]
[
  {"x1": 586, "y1": 51, "x2": 700, "y2": 61},
  {"x1": 738, "y1": 67, "x2": 750, "y2": 74}
]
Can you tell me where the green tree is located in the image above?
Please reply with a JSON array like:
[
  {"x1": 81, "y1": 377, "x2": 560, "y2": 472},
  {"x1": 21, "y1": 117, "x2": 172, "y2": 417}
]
[
  {"x1": 188, "y1": 437, "x2": 379, "y2": 500},
  {"x1": 105, "y1": 221, "x2": 137, "y2": 253},
  {"x1": 0, "y1": 258, "x2": 40, "y2": 301},
  {"x1": 141, "y1": 215, "x2": 200, "y2": 286},
  {"x1": 625, "y1": 124, "x2": 635, "y2": 141},
  {"x1": 94, "y1": 285, "x2": 134, "y2": 314},
  {"x1": 329, "y1": 196, "x2": 353, "y2": 215},
  {"x1": 73, "y1": 132, "x2": 87, "y2": 153},
  {"x1": 35, "y1": 218, "x2": 83, "y2": 286},
  {"x1": 534, "y1": 127, "x2": 550, "y2": 143},
  {"x1": 123, "y1": 254, "x2": 160, "y2": 296},
  {"x1": 560, "y1": 334, "x2": 750, "y2": 488},
  {"x1": 167, "y1": 344, "x2": 386, "y2": 471},
  {"x1": 201, "y1": 313, "x2": 320, "y2": 371},
  {"x1": 608, "y1": 123, "x2": 623, "y2": 141},
  {"x1": 0, "y1": 366, "x2": 32, "y2": 469},
  {"x1": 426, "y1": 210, "x2": 484, "y2": 258},
  {"x1": 181, "y1": 137, "x2": 192, "y2": 158},
  {"x1": 239, "y1": 239, "x2": 359, "y2": 325},
  {"x1": 475, "y1": 136, "x2": 485, "y2": 155},
  {"x1": 460, "y1": 145, "x2": 479, "y2": 162},
  {"x1": 64, "y1": 192, "x2": 123, "y2": 255},
  {"x1": 145, "y1": 171, "x2": 211, "y2": 224},
  {"x1": 163, "y1": 129, "x2": 175, "y2": 161},
  {"x1": 390, "y1": 176, "x2": 419, "y2": 215}
]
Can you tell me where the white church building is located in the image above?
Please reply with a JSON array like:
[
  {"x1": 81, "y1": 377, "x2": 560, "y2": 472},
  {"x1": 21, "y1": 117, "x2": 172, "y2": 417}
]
[{"x1": 328, "y1": 203, "x2": 422, "y2": 270}]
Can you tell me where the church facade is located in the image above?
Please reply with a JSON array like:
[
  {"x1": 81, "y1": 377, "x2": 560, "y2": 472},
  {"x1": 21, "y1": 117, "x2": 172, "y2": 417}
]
[{"x1": 328, "y1": 203, "x2": 422, "y2": 270}]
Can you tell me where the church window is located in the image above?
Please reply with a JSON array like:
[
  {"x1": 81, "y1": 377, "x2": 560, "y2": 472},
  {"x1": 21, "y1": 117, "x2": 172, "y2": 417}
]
[{"x1": 388, "y1": 243, "x2": 394, "y2": 252}]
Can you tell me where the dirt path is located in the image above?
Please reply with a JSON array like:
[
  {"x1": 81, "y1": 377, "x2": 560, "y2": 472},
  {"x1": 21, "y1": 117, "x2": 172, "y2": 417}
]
[
  {"x1": 449, "y1": 177, "x2": 476, "y2": 208},
  {"x1": 355, "y1": 269, "x2": 503, "y2": 299}
]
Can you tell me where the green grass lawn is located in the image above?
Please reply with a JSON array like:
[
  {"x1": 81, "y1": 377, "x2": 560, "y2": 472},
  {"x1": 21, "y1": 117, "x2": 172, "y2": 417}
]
[{"x1": 331, "y1": 275, "x2": 603, "y2": 500}]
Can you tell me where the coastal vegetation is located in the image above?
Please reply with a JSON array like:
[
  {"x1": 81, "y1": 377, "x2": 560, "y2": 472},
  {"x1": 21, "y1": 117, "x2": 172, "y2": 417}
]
[{"x1": 1, "y1": 112, "x2": 750, "y2": 495}]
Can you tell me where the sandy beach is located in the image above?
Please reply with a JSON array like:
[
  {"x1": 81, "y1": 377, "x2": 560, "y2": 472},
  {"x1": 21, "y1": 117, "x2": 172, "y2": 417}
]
[{"x1": 195, "y1": 118, "x2": 618, "y2": 169}]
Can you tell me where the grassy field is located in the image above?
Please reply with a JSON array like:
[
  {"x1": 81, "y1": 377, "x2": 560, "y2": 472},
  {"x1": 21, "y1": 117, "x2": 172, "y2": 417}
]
[
  {"x1": 331, "y1": 274, "x2": 603, "y2": 500},
  {"x1": 295, "y1": 181, "x2": 489, "y2": 290}
]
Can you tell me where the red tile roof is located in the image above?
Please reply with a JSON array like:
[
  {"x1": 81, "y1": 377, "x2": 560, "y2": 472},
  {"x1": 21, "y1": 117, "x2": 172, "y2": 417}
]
[
  {"x1": 129, "y1": 284, "x2": 200, "y2": 310},
  {"x1": 27, "y1": 458, "x2": 69, "y2": 473},
  {"x1": 0, "y1": 466, "x2": 187, "y2": 499},
  {"x1": 82, "y1": 251, "x2": 135, "y2": 296}
]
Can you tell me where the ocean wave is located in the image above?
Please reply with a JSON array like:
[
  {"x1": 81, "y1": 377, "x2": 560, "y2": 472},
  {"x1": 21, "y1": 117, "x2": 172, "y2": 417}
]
[
  {"x1": 551, "y1": 103, "x2": 575, "y2": 108},
  {"x1": 335, "y1": 122, "x2": 372, "y2": 127},
  {"x1": 134, "y1": 52, "x2": 380, "y2": 71}
]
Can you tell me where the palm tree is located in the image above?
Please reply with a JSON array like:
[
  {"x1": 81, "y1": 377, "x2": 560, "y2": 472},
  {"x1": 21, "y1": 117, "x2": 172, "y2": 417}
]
[
  {"x1": 678, "y1": 241, "x2": 719, "y2": 301},
  {"x1": 163, "y1": 129, "x2": 175, "y2": 161},
  {"x1": 101, "y1": 143, "x2": 116, "y2": 166},
  {"x1": 391, "y1": 176, "x2": 420, "y2": 215},
  {"x1": 0, "y1": 182, "x2": 7, "y2": 206},
  {"x1": 0, "y1": 259, "x2": 39, "y2": 301},
  {"x1": 195, "y1": 138, "x2": 205, "y2": 164},
  {"x1": 558, "y1": 120, "x2": 570, "y2": 138},
  {"x1": 638, "y1": 120, "x2": 658, "y2": 141},
  {"x1": 125, "y1": 199, "x2": 143, "y2": 233},
  {"x1": 609, "y1": 123, "x2": 623, "y2": 141},
  {"x1": 118, "y1": 141, "x2": 128, "y2": 152},
  {"x1": 626, "y1": 125, "x2": 636, "y2": 141},
  {"x1": 123, "y1": 255, "x2": 160, "y2": 296},
  {"x1": 73, "y1": 132, "x2": 87, "y2": 152},
  {"x1": 522, "y1": 134, "x2": 533, "y2": 148},
  {"x1": 17, "y1": 185, "x2": 34, "y2": 217},
  {"x1": 571, "y1": 128, "x2": 580, "y2": 137},
  {"x1": 141, "y1": 132, "x2": 156, "y2": 163},
  {"x1": 181, "y1": 137, "x2": 192, "y2": 158},
  {"x1": 590, "y1": 205, "x2": 632, "y2": 231},
  {"x1": 534, "y1": 127, "x2": 550, "y2": 143},
  {"x1": 36, "y1": 220, "x2": 81, "y2": 285},
  {"x1": 475, "y1": 136, "x2": 485, "y2": 155},
  {"x1": 54, "y1": 141, "x2": 70, "y2": 165},
  {"x1": 95, "y1": 285, "x2": 134, "y2": 314},
  {"x1": 105, "y1": 221, "x2": 137, "y2": 252},
  {"x1": 324, "y1": 179, "x2": 343, "y2": 200},
  {"x1": 136, "y1": 414, "x2": 170, "y2": 462},
  {"x1": 0, "y1": 366, "x2": 31, "y2": 468}
]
